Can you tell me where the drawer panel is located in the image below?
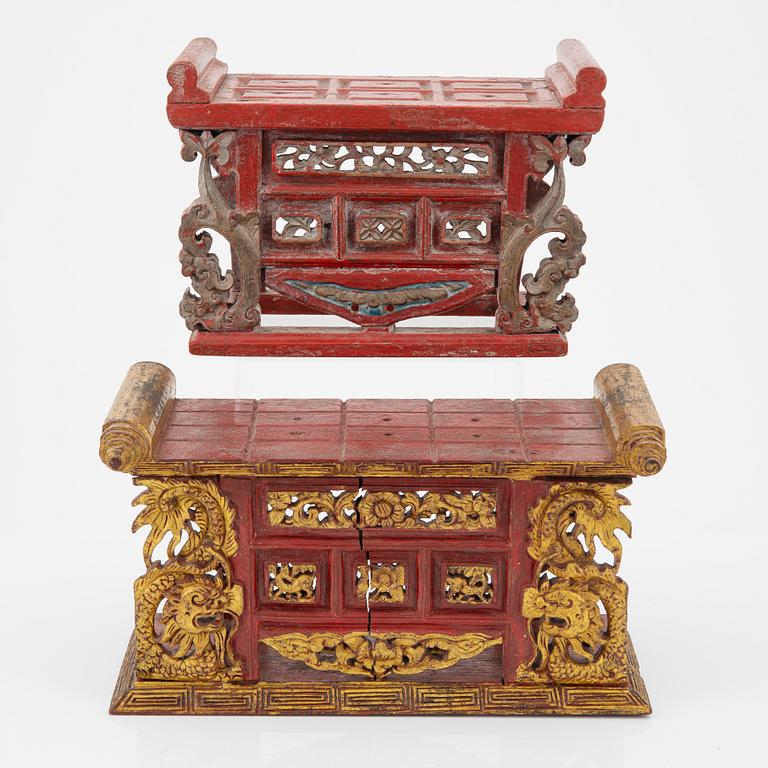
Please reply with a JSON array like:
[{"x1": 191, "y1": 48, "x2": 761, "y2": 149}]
[
  {"x1": 261, "y1": 197, "x2": 336, "y2": 259},
  {"x1": 430, "y1": 202, "x2": 501, "y2": 259}
]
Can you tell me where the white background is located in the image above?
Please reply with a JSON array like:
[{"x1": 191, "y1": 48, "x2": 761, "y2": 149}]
[{"x1": 2, "y1": 1, "x2": 766, "y2": 765}]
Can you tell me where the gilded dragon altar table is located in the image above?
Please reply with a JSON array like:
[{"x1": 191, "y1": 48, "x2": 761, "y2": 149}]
[{"x1": 100, "y1": 362, "x2": 665, "y2": 715}]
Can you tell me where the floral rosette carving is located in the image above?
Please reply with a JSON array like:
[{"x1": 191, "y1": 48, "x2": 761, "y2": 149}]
[
  {"x1": 358, "y1": 492, "x2": 407, "y2": 527},
  {"x1": 178, "y1": 130, "x2": 261, "y2": 332},
  {"x1": 517, "y1": 482, "x2": 632, "y2": 684},
  {"x1": 358, "y1": 490, "x2": 496, "y2": 529},
  {"x1": 131, "y1": 478, "x2": 244, "y2": 681},
  {"x1": 357, "y1": 563, "x2": 407, "y2": 603}
]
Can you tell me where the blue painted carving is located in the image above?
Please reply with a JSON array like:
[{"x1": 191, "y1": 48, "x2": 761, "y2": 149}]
[{"x1": 285, "y1": 280, "x2": 471, "y2": 317}]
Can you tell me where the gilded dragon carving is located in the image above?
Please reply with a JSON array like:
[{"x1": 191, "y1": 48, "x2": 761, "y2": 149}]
[
  {"x1": 267, "y1": 562, "x2": 317, "y2": 602},
  {"x1": 131, "y1": 478, "x2": 244, "y2": 681},
  {"x1": 262, "y1": 632, "x2": 501, "y2": 679},
  {"x1": 445, "y1": 566, "x2": 494, "y2": 604},
  {"x1": 517, "y1": 482, "x2": 631, "y2": 684},
  {"x1": 497, "y1": 134, "x2": 590, "y2": 334},
  {"x1": 178, "y1": 130, "x2": 261, "y2": 331}
]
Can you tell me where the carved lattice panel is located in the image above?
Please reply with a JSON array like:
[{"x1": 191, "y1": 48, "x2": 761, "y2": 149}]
[
  {"x1": 441, "y1": 217, "x2": 492, "y2": 245},
  {"x1": 272, "y1": 214, "x2": 322, "y2": 244},
  {"x1": 355, "y1": 214, "x2": 407, "y2": 245},
  {"x1": 273, "y1": 141, "x2": 493, "y2": 178}
]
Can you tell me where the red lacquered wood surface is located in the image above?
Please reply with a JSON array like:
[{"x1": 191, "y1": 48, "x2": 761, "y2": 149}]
[
  {"x1": 222, "y1": 475, "x2": 547, "y2": 682},
  {"x1": 169, "y1": 38, "x2": 605, "y2": 356},
  {"x1": 188, "y1": 328, "x2": 567, "y2": 358},
  {"x1": 167, "y1": 38, "x2": 606, "y2": 133},
  {"x1": 154, "y1": 396, "x2": 611, "y2": 465}
]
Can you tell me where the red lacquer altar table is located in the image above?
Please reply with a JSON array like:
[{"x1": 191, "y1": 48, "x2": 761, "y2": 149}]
[{"x1": 167, "y1": 38, "x2": 606, "y2": 357}]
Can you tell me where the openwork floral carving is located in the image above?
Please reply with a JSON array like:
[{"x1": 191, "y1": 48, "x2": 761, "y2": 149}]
[
  {"x1": 267, "y1": 490, "x2": 496, "y2": 530},
  {"x1": 517, "y1": 482, "x2": 631, "y2": 684},
  {"x1": 262, "y1": 632, "x2": 501, "y2": 679},
  {"x1": 275, "y1": 141, "x2": 491, "y2": 177},
  {"x1": 497, "y1": 134, "x2": 589, "y2": 334},
  {"x1": 131, "y1": 478, "x2": 244, "y2": 681},
  {"x1": 358, "y1": 490, "x2": 496, "y2": 529},
  {"x1": 273, "y1": 214, "x2": 322, "y2": 243},
  {"x1": 442, "y1": 217, "x2": 491, "y2": 243},
  {"x1": 267, "y1": 490, "x2": 357, "y2": 528},
  {"x1": 178, "y1": 130, "x2": 261, "y2": 331},
  {"x1": 357, "y1": 563, "x2": 407, "y2": 603}
]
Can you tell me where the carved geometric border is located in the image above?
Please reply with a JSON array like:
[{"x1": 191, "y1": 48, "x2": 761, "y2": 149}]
[
  {"x1": 132, "y1": 460, "x2": 639, "y2": 481},
  {"x1": 111, "y1": 633, "x2": 651, "y2": 716}
]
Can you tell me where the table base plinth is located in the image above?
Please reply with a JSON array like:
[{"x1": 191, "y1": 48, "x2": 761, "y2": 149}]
[{"x1": 110, "y1": 633, "x2": 650, "y2": 716}]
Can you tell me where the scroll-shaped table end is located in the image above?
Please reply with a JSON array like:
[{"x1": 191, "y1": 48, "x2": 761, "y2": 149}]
[
  {"x1": 546, "y1": 39, "x2": 607, "y2": 109},
  {"x1": 167, "y1": 37, "x2": 228, "y2": 104},
  {"x1": 594, "y1": 363, "x2": 666, "y2": 476},
  {"x1": 99, "y1": 362, "x2": 176, "y2": 473}
]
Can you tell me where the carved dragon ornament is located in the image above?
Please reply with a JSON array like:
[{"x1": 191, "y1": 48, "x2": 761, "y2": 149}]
[
  {"x1": 516, "y1": 482, "x2": 631, "y2": 685},
  {"x1": 178, "y1": 130, "x2": 261, "y2": 331},
  {"x1": 497, "y1": 134, "x2": 591, "y2": 334},
  {"x1": 130, "y1": 478, "x2": 244, "y2": 681}
]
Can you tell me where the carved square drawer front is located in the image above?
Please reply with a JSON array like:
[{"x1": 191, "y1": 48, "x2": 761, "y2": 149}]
[
  {"x1": 357, "y1": 562, "x2": 407, "y2": 603},
  {"x1": 445, "y1": 565, "x2": 495, "y2": 605},
  {"x1": 432, "y1": 552, "x2": 506, "y2": 612},
  {"x1": 354, "y1": 213, "x2": 408, "y2": 245},
  {"x1": 272, "y1": 214, "x2": 322, "y2": 244},
  {"x1": 266, "y1": 561, "x2": 317, "y2": 603},
  {"x1": 261, "y1": 198, "x2": 335, "y2": 261},
  {"x1": 440, "y1": 216, "x2": 492, "y2": 245},
  {"x1": 255, "y1": 548, "x2": 331, "y2": 610},
  {"x1": 343, "y1": 550, "x2": 419, "y2": 611},
  {"x1": 346, "y1": 201, "x2": 417, "y2": 257},
  {"x1": 431, "y1": 203, "x2": 500, "y2": 258}
]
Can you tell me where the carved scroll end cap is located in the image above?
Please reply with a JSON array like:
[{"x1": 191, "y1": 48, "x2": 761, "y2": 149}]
[
  {"x1": 99, "y1": 422, "x2": 151, "y2": 473},
  {"x1": 618, "y1": 429, "x2": 667, "y2": 477},
  {"x1": 167, "y1": 37, "x2": 228, "y2": 104},
  {"x1": 594, "y1": 363, "x2": 666, "y2": 477},
  {"x1": 99, "y1": 362, "x2": 176, "y2": 473},
  {"x1": 546, "y1": 39, "x2": 607, "y2": 109}
]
